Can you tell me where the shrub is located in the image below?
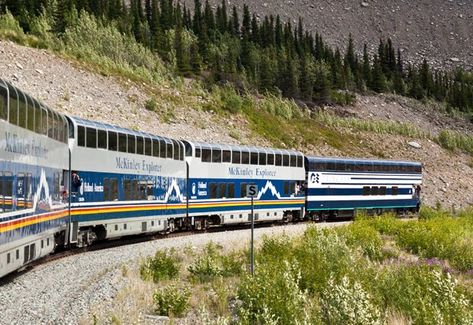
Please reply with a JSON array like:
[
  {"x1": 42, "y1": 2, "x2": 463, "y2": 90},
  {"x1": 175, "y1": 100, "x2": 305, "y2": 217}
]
[
  {"x1": 321, "y1": 276, "x2": 382, "y2": 325},
  {"x1": 153, "y1": 284, "x2": 190, "y2": 317},
  {"x1": 337, "y1": 222, "x2": 384, "y2": 260},
  {"x1": 237, "y1": 261, "x2": 314, "y2": 324},
  {"x1": 140, "y1": 249, "x2": 180, "y2": 283},
  {"x1": 376, "y1": 265, "x2": 473, "y2": 324},
  {"x1": 144, "y1": 98, "x2": 158, "y2": 112},
  {"x1": 188, "y1": 242, "x2": 243, "y2": 282}
]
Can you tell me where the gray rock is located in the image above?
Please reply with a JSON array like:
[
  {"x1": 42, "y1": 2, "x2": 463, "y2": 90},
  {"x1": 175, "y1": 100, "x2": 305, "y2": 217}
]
[
  {"x1": 408, "y1": 141, "x2": 421, "y2": 149},
  {"x1": 361, "y1": 2, "x2": 369, "y2": 7}
]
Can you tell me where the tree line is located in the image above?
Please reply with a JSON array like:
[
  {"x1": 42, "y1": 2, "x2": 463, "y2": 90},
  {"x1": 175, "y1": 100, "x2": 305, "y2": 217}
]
[{"x1": 1, "y1": 0, "x2": 472, "y2": 112}]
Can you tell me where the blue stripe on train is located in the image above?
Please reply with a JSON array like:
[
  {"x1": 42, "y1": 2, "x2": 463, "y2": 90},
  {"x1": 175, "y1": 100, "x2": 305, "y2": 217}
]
[
  {"x1": 306, "y1": 199, "x2": 419, "y2": 211},
  {"x1": 306, "y1": 188, "x2": 412, "y2": 196}
]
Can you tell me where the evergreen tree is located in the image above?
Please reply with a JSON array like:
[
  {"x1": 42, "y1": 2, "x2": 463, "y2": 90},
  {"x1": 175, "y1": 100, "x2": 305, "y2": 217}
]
[
  {"x1": 362, "y1": 44, "x2": 371, "y2": 88},
  {"x1": 371, "y1": 55, "x2": 387, "y2": 93},
  {"x1": 345, "y1": 34, "x2": 357, "y2": 73},
  {"x1": 231, "y1": 5, "x2": 239, "y2": 36}
]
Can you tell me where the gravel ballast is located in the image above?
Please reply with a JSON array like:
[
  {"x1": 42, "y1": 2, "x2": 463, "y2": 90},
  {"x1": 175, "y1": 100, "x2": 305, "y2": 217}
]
[{"x1": 0, "y1": 222, "x2": 347, "y2": 325}]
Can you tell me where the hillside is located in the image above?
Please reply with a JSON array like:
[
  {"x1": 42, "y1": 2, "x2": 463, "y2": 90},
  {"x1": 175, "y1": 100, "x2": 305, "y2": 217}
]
[
  {"x1": 2, "y1": 39, "x2": 473, "y2": 209},
  {"x1": 184, "y1": 0, "x2": 473, "y2": 71}
]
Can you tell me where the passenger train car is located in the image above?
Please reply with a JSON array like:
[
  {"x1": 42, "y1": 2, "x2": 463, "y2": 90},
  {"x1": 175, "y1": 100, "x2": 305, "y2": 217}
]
[
  {"x1": 0, "y1": 79, "x2": 424, "y2": 278},
  {"x1": 67, "y1": 117, "x2": 187, "y2": 247},
  {"x1": 0, "y1": 79, "x2": 69, "y2": 278},
  {"x1": 305, "y1": 156, "x2": 422, "y2": 220},
  {"x1": 183, "y1": 141, "x2": 305, "y2": 228}
]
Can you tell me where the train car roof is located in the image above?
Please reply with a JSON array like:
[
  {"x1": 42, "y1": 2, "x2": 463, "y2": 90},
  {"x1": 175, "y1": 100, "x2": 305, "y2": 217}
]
[
  {"x1": 305, "y1": 156, "x2": 422, "y2": 166},
  {"x1": 67, "y1": 115, "x2": 178, "y2": 143},
  {"x1": 183, "y1": 140, "x2": 303, "y2": 156}
]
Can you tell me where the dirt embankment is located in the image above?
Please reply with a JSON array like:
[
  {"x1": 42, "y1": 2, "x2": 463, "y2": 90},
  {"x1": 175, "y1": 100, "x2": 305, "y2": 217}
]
[{"x1": 1, "y1": 40, "x2": 472, "y2": 209}]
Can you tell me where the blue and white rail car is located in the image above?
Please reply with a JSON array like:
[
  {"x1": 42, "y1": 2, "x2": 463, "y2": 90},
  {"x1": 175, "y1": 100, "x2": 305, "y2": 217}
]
[
  {"x1": 0, "y1": 79, "x2": 69, "y2": 278},
  {"x1": 183, "y1": 141, "x2": 305, "y2": 229},
  {"x1": 67, "y1": 117, "x2": 187, "y2": 246},
  {"x1": 305, "y1": 156, "x2": 422, "y2": 219}
]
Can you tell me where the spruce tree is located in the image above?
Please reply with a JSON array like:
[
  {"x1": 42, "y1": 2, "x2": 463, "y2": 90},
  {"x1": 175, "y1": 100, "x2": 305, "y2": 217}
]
[{"x1": 371, "y1": 55, "x2": 387, "y2": 93}]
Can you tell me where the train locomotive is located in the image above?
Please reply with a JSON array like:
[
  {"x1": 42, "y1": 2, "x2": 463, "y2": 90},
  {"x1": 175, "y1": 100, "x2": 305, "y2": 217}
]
[{"x1": 0, "y1": 79, "x2": 423, "y2": 278}]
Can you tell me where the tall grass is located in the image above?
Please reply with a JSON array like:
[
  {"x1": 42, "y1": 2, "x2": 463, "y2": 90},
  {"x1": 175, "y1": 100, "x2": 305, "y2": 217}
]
[
  {"x1": 437, "y1": 129, "x2": 473, "y2": 154},
  {"x1": 315, "y1": 110, "x2": 430, "y2": 139}
]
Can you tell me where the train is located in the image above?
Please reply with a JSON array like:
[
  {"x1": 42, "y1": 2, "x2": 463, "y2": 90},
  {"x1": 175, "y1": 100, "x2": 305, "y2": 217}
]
[{"x1": 0, "y1": 79, "x2": 423, "y2": 278}]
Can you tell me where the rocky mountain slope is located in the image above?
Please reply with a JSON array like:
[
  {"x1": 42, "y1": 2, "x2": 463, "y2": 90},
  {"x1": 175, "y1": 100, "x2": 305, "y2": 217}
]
[
  {"x1": 2, "y1": 39, "x2": 473, "y2": 209},
  {"x1": 183, "y1": 0, "x2": 473, "y2": 71}
]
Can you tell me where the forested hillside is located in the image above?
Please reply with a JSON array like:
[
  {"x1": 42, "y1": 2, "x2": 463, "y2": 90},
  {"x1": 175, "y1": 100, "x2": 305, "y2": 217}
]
[{"x1": 1, "y1": 0, "x2": 472, "y2": 112}]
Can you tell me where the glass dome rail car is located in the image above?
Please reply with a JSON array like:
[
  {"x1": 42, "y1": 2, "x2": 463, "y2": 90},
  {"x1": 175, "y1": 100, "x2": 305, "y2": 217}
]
[
  {"x1": 306, "y1": 157, "x2": 422, "y2": 174},
  {"x1": 0, "y1": 79, "x2": 68, "y2": 144},
  {"x1": 183, "y1": 141, "x2": 304, "y2": 168},
  {"x1": 69, "y1": 116, "x2": 185, "y2": 161}
]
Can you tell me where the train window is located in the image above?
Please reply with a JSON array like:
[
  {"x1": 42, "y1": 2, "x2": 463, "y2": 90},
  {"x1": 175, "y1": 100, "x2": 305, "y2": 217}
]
[
  {"x1": 173, "y1": 140, "x2": 180, "y2": 160},
  {"x1": 27, "y1": 96, "x2": 35, "y2": 131},
  {"x1": 392, "y1": 186, "x2": 399, "y2": 196},
  {"x1": 41, "y1": 106, "x2": 48, "y2": 135},
  {"x1": 298, "y1": 155, "x2": 303, "y2": 168},
  {"x1": 209, "y1": 183, "x2": 218, "y2": 198},
  {"x1": 78, "y1": 126, "x2": 86, "y2": 147},
  {"x1": 195, "y1": 147, "x2": 201, "y2": 158},
  {"x1": 145, "y1": 138, "x2": 152, "y2": 156},
  {"x1": 290, "y1": 155, "x2": 297, "y2": 167},
  {"x1": 241, "y1": 151, "x2": 250, "y2": 164},
  {"x1": 108, "y1": 131, "x2": 117, "y2": 151},
  {"x1": 212, "y1": 149, "x2": 222, "y2": 163},
  {"x1": 47, "y1": 109, "x2": 53, "y2": 138},
  {"x1": 232, "y1": 150, "x2": 241, "y2": 164},
  {"x1": 283, "y1": 154, "x2": 289, "y2": 167},
  {"x1": 118, "y1": 133, "x2": 127, "y2": 152},
  {"x1": 259, "y1": 153, "x2": 267, "y2": 165},
  {"x1": 345, "y1": 163, "x2": 353, "y2": 172},
  {"x1": 136, "y1": 136, "x2": 144, "y2": 155},
  {"x1": 110, "y1": 178, "x2": 118, "y2": 200},
  {"x1": 250, "y1": 152, "x2": 258, "y2": 165},
  {"x1": 152, "y1": 139, "x2": 159, "y2": 157},
  {"x1": 180, "y1": 143, "x2": 184, "y2": 161},
  {"x1": 362, "y1": 186, "x2": 370, "y2": 196},
  {"x1": 415, "y1": 165, "x2": 422, "y2": 173},
  {"x1": 0, "y1": 84, "x2": 7, "y2": 120},
  {"x1": 227, "y1": 183, "x2": 235, "y2": 198},
  {"x1": 275, "y1": 154, "x2": 282, "y2": 166},
  {"x1": 16, "y1": 173, "x2": 25, "y2": 211},
  {"x1": 371, "y1": 186, "x2": 379, "y2": 195},
  {"x1": 97, "y1": 129, "x2": 107, "y2": 149},
  {"x1": 55, "y1": 113, "x2": 63, "y2": 142},
  {"x1": 379, "y1": 186, "x2": 387, "y2": 195},
  {"x1": 240, "y1": 183, "x2": 247, "y2": 197},
  {"x1": 2, "y1": 172, "x2": 13, "y2": 212},
  {"x1": 104, "y1": 178, "x2": 110, "y2": 201},
  {"x1": 127, "y1": 135, "x2": 136, "y2": 154},
  {"x1": 34, "y1": 100, "x2": 42, "y2": 134},
  {"x1": 166, "y1": 142, "x2": 173, "y2": 159},
  {"x1": 86, "y1": 127, "x2": 97, "y2": 148},
  {"x1": 218, "y1": 183, "x2": 226, "y2": 198},
  {"x1": 8, "y1": 86, "x2": 18, "y2": 125},
  {"x1": 123, "y1": 179, "x2": 132, "y2": 200},
  {"x1": 284, "y1": 181, "x2": 290, "y2": 196},
  {"x1": 202, "y1": 149, "x2": 211, "y2": 162},
  {"x1": 267, "y1": 153, "x2": 274, "y2": 165},
  {"x1": 159, "y1": 140, "x2": 166, "y2": 158},
  {"x1": 18, "y1": 92, "x2": 27, "y2": 129},
  {"x1": 62, "y1": 118, "x2": 68, "y2": 143},
  {"x1": 223, "y1": 150, "x2": 231, "y2": 163},
  {"x1": 184, "y1": 142, "x2": 192, "y2": 157},
  {"x1": 132, "y1": 180, "x2": 139, "y2": 200}
]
